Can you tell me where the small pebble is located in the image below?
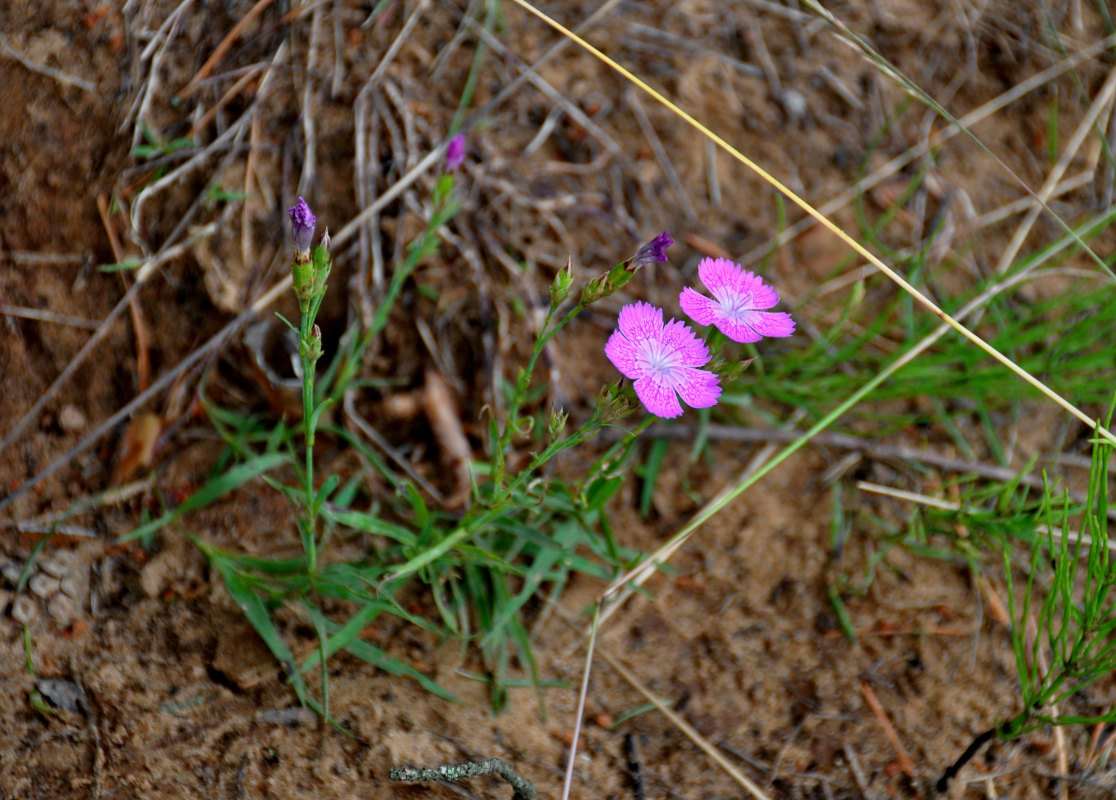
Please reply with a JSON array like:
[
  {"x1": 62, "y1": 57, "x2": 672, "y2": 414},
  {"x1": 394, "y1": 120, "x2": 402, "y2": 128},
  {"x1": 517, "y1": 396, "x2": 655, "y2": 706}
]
[
  {"x1": 12, "y1": 595, "x2": 37, "y2": 624},
  {"x1": 60, "y1": 575, "x2": 83, "y2": 599},
  {"x1": 37, "y1": 679, "x2": 85, "y2": 713},
  {"x1": 29, "y1": 574, "x2": 60, "y2": 599},
  {"x1": 40, "y1": 552, "x2": 74, "y2": 579},
  {"x1": 1, "y1": 561, "x2": 23, "y2": 585},
  {"x1": 47, "y1": 593, "x2": 76, "y2": 625},
  {"x1": 779, "y1": 88, "x2": 808, "y2": 124},
  {"x1": 59, "y1": 404, "x2": 87, "y2": 433}
]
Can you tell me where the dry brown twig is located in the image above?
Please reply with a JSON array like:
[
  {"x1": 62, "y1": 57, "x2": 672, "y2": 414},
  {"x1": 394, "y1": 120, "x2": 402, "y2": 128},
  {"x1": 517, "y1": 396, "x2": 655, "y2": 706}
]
[
  {"x1": 96, "y1": 194, "x2": 151, "y2": 394},
  {"x1": 625, "y1": 88, "x2": 697, "y2": 222},
  {"x1": 0, "y1": 305, "x2": 100, "y2": 331},
  {"x1": 859, "y1": 681, "x2": 915, "y2": 779},
  {"x1": 122, "y1": 0, "x2": 193, "y2": 146},
  {"x1": 0, "y1": 33, "x2": 95, "y2": 92},
  {"x1": 176, "y1": 0, "x2": 278, "y2": 99}
]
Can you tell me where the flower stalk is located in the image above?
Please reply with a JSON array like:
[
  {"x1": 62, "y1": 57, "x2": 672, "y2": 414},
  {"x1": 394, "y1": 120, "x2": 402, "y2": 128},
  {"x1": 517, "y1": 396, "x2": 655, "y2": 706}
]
[
  {"x1": 287, "y1": 198, "x2": 333, "y2": 573},
  {"x1": 489, "y1": 232, "x2": 673, "y2": 494}
]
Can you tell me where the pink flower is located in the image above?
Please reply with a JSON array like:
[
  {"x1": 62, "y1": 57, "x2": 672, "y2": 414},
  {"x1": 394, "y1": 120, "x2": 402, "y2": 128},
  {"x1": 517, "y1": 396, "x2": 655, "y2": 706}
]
[
  {"x1": 679, "y1": 258, "x2": 795, "y2": 343},
  {"x1": 605, "y1": 302, "x2": 721, "y2": 418},
  {"x1": 445, "y1": 134, "x2": 466, "y2": 171}
]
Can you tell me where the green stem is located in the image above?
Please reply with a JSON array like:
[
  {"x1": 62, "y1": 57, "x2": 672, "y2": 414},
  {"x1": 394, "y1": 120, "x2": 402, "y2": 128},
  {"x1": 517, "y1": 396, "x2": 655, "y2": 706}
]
[
  {"x1": 300, "y1": 315, "x2": 318, "y2": 574},
  {"x1": 491, "y1": 300, "x2": 588, "y2": 493}
]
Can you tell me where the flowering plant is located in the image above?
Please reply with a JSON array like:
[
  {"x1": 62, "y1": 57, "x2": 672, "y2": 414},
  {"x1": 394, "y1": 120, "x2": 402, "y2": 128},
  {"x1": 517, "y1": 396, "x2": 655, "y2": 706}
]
[{"x1": 605, "y1": 253, "x2": 794, "y2": 418}]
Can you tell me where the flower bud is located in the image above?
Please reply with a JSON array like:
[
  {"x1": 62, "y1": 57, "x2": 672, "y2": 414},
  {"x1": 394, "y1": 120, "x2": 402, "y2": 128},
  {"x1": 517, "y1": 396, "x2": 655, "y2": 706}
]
[
  {"x1": 550, "y1": 258, "x2": 574, "y2": 307},
  {"x1": 548, "y1": 407, "x2": 568, "y2": 440},
  {"x1": 287, "y1": 197, "x2": 317, "y2": 257},
  {"x1": 628, "y1": 230, "x2": 672, "y2": 270},
  {"x1": 445, "y1": 134, "x2": 466, "y2": 172}
]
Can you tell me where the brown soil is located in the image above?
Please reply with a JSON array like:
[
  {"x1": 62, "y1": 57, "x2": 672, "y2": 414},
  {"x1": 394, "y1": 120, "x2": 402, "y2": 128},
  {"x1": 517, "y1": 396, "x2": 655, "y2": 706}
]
[{"x1": 2, "y1": 2, "x2": 1114, "y2": 799}]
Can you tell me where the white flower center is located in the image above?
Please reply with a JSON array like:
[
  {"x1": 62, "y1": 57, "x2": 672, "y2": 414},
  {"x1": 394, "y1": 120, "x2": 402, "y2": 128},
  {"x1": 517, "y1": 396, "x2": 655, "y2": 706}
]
[
  {"x1": 640, "y1": 338, "x2": 675, "y2": 377},
  {"x1": 718, "y1": 292, "x2": 753, "y2": 320}
]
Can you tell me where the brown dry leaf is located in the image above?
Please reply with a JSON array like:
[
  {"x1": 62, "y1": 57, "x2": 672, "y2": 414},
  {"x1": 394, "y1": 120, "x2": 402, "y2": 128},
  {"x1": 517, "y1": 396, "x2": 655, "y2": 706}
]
[
  {"x1": 112, "y1": 412, "x2": 162, "y2": 484},
  {"x1": 422, "y1": 369, "x2": 472, "y2": 508}
]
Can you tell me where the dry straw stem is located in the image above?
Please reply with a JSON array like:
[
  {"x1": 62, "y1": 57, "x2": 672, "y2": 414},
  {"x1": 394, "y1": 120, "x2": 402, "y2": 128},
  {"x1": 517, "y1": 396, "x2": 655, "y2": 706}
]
[
  {"x1": 642, "y1": 414, "x2": 1116, "y2": 521},
  {"x1": 507, "y1": 0, "x2": 1116, "y2": 450},
  {"x1": 856, "y1": 481, "x2": 1116, "y2": 554},
  {"x1": 0, "y1": 34, "x2": 95, "y2": 92},
  {"x1": 736, "y1": 30, "x2": 1116, "y2": 267},
  {"x1": 798, "y1": 0, "x2": 1113, "y2": 280},
  {"x1": 596, "y1": 643, "x2": 773, "y2": 800},
  {"x1": 993, "y1": 64, "x2": 1116, "y2": 275},
  {"x1": 0, "y1": 305, "x2": 100, "y2": 330}
]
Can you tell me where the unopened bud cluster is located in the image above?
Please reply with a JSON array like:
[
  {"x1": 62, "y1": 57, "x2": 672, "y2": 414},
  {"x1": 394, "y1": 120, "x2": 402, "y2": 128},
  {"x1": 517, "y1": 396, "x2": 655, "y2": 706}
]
[{"x1": 287, "y1": 199, "x2": 330, "y2": 334}]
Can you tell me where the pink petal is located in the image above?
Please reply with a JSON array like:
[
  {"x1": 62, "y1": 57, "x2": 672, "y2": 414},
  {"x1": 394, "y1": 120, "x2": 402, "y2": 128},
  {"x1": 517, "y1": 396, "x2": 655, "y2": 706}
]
[
  {"x1": 740, "y1": 275, "x2": 780, "y2": 310},
  {"x1": 697, "y1": 257, "x2": 741, "y2": 296},
  {"x1": 605, "y1": 328, "x2": 644, "y2": 380},
  {"x1": 634, "y1": 374, "x2": 683, "y2": 418},
  {"x1": 679, "y1": 287, "x2": 720, "y2": 326},
  {"x1": 617, "y1": 301, "x2": 663, "y2": 342},
  {"x1": 744, "y1": 310, "x2": 796, "y2": 338},
  {"x1": 712, "y1": 314, "x2": 764, "y2": 344},
  {"x1": 674, "y1": 367, "x2": 721, "y2": 409},
  {"x1": 660, "y1": 318, "x2": 710, "y2": 368},
  {"x1": 699, "y1": 259, "x2": 782, "y2": 310}
]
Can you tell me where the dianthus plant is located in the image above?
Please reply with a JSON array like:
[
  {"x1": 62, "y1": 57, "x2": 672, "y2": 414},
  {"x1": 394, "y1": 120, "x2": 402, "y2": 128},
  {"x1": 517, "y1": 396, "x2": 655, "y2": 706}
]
[
  {"x1": 283, "y1": 197, "x2": 333, "y2": 573},
  {"x1": 603, "y1": 255, "x2": 795, "y2": 420}
]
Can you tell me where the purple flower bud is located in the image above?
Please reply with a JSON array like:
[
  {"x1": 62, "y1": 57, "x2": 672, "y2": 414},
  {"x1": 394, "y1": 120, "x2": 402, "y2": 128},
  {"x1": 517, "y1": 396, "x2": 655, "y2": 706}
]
[
  {"x1": 445, "y1": 134, "x2": 466, "y2": 172},
  {"x1": 287, "y1": 197, "x2": 317, "y2": 256},
  {"x1": 630, "y1": 231, "x2": 673, "y2": 269}
]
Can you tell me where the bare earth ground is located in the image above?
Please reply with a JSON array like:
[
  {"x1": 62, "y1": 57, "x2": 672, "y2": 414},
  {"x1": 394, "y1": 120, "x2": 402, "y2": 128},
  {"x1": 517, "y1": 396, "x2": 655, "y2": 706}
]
[{"x1": 2, "y1": 1, "x2": 1115, "y2": 798}]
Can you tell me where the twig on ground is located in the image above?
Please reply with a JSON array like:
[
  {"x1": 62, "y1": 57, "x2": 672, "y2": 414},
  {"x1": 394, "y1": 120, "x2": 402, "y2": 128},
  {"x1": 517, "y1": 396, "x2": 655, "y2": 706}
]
[
  {"x1": 595, "y1": 643, "x2": 773, "y2": 800},
  {"x1": 0, "y1": 305, "x2": 100, "y2": 330},
  {"x1": 0, "y1": 34, "x2": 95, "y2": 91},
  {"x1": 464, "y1": 14, "x2": 625, "y2": 160},
  {"x1": 0, "y1": 250, "x2": 86, "y2": 265},
  {"x1": 841, "y1": 743, "x2": 871, "y2": 797},
  {"x1": 993, "y1": 64, "x2": 1116, "y2": 275},
  {"x1": 0, "y1": 223, "x2": 216, "y2": 464},
  {"x1": 391, "y1": 758, "x2": 537, "y2": 800},
  {"x1": 624, "y1": 22, "x2": 763, "y2": 79},
  {"x1": 639, "y1": 422, "x2": 1101, "y2": 508},
  {"x1": 625, "y1": 88, "x2": 697, "y2": 221},
  {"x1": 859, "y1": 682, "x2": 914, "y2": 779},
  {"x1": 188, "y1": 67, "x2": 263, "y2": 138},
  {"x1": 176, "y1": 0, "x2": 277, "y2": 99},
  {"x1": 123, "y1": 0, "x2": 193, "y2": 145},
  {"x1": 623, "y1": 733, "x2": 646, "y2": 800},
  {"x1": 342, "y1": 391, "x2": 445, "y2": 504},
  {"x1": 97, "y1": 194, "x2": 151, "y2": 393},
  {"x1": 765, "y1": 717, "x2": 807, "y2": 791}
]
